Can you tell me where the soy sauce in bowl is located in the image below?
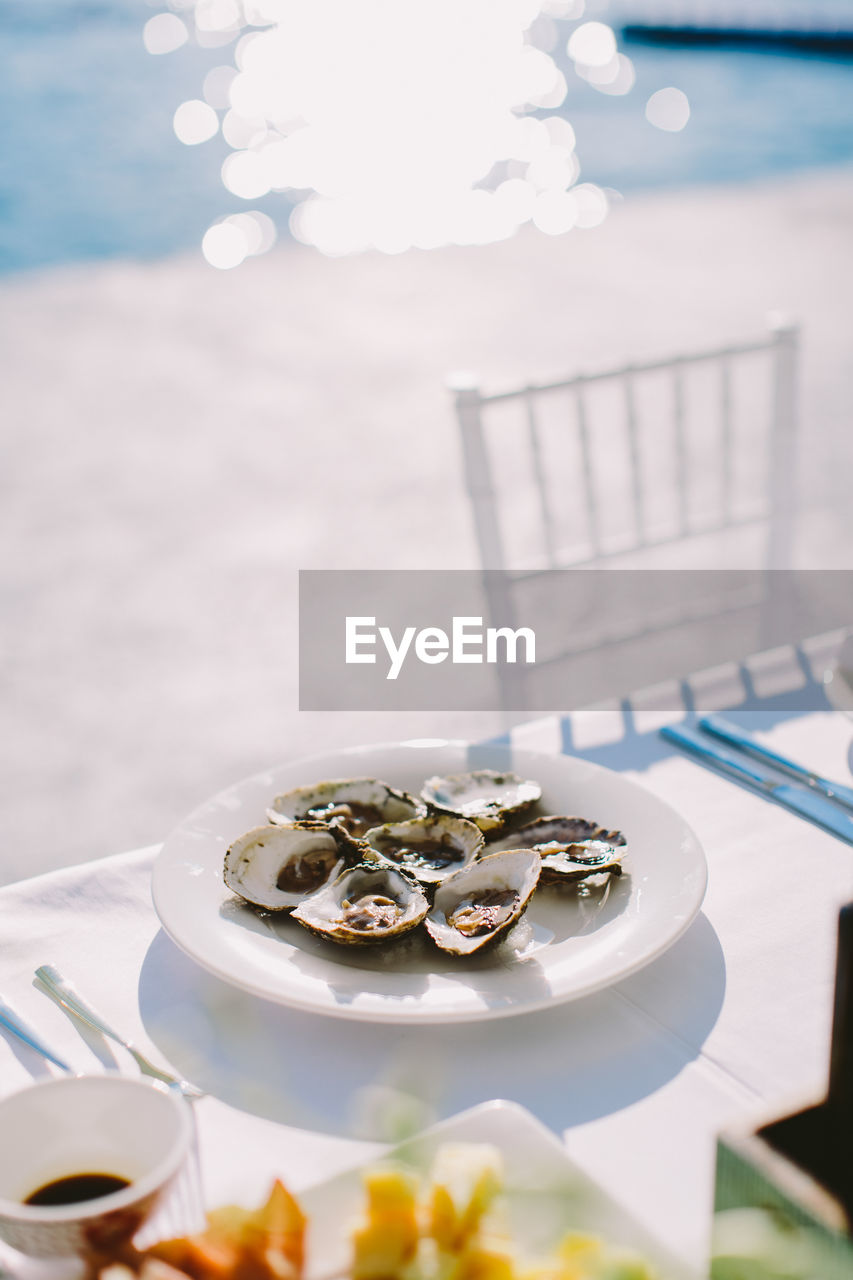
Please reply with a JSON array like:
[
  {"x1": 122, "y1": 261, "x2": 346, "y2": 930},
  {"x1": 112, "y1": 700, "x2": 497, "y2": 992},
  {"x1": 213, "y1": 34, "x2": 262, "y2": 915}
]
[{"x1": 24, "y1": 1174, "x2": 130, "y2": 1207}]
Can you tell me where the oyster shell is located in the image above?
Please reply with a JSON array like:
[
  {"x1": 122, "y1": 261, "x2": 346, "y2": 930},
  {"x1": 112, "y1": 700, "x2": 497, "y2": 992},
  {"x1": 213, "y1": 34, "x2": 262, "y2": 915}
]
[
  {"x1": 421, "y1": 769, "x2": 541, "y2": 834},
  {"x1": 224, "y1": 822, "x2": 350, "y2": 911},
  {"x1": 488, "y1": 814, "x2": 627, "y2": 853},
  {"x1": 537, "y1": 840, "x2": 624, "y2": 886},
  {"x1": 425, "y1": 849, "x2": 541, "y2": 955},
  {"x1": 267, "y1": 777, "x2": 422, "y2": 838},
  {"x1": 292, "y1": 863, "x2": 429, "y2": 946},
  {"x1": 363, "y1": 814, "x2": 484, "y2": 888}
]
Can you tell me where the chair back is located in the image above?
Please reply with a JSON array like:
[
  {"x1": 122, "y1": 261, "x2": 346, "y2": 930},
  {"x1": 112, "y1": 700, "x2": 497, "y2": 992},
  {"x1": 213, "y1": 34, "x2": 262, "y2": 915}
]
[
  {"x1": 451, "y1": 317, "x2": 800, "y2": 710},
  {"x1": 452, "y1": 315, "x2": 798, "y2": 577}
]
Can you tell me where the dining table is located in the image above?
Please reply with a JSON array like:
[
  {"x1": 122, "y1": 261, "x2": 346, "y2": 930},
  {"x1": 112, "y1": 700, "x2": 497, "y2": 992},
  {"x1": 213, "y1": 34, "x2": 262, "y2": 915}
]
[{"x1": 2, "y1": 641, "x2": 852, "y2": 1279}]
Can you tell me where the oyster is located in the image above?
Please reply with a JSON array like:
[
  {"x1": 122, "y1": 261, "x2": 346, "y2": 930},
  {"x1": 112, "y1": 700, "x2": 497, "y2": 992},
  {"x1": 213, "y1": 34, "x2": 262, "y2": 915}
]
[
  {"x1": 421, "y1": 769, "x2": 541, "y2": 834},
  {"x1": 363, "y1": 814, "x2": 484, "y2": 888},
  {"x1": 224, "y1": 822, "x2": 351, "y2": 911},
  {"x1": 425, "y1": 849, "x2": 541, "y2": 956},
  {"x1": 292, "y1": 864, "x2": 429, "y2": 947},
  {"x1": 267, "y1": 777, "x2": 422, "y2": 838},
  {"x1": 537, "y1": 840, "x2": 623, "y2": 886},
  {"x1": 488, "y1": 814, "x2": 627, "y2": 853}
]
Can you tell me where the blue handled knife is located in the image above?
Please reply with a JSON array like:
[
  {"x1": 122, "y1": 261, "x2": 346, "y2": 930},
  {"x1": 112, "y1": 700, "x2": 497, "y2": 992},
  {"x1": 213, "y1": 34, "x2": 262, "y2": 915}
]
[
  {"x1": 661, "y1": 723, "x2": 853, "y2": 845},
  {"x1": 0, "y1": 997, "x2": 71, "y2": 1070},
  {"x1": 700, "y1": 713, "x2": 853, "y2": 814}
]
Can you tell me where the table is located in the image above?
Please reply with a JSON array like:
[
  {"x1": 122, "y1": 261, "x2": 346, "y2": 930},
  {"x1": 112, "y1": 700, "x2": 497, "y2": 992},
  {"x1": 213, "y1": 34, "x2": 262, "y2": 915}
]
[{"x1": 2, "y1": 688, "x2": 853, "y2": 1276}]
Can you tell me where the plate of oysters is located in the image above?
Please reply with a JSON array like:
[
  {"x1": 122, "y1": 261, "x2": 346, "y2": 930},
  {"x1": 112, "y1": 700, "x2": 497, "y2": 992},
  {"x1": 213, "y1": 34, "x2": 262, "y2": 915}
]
[{"x1": 152, "y1": 740, "x2": 707, "y2": 1023}]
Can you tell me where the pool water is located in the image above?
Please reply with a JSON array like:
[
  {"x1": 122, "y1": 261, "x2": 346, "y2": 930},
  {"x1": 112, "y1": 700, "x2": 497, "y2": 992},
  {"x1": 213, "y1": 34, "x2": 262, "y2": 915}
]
[{"x1": 1, "y1": 0, "x2": 852, "y2": 274}]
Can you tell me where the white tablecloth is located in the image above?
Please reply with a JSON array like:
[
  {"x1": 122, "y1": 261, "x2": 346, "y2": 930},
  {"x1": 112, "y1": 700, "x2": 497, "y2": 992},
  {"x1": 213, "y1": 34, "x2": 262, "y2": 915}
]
[{"x1": 2, "y1": 702, "x2": 853, "y2": 1275}]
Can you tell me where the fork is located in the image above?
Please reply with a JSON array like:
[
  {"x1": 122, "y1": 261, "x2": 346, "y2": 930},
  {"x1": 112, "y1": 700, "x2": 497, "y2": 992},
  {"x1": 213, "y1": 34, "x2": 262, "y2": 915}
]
[{"x1": 35, "y1": 965, "x2": 204, "y2": 1100}]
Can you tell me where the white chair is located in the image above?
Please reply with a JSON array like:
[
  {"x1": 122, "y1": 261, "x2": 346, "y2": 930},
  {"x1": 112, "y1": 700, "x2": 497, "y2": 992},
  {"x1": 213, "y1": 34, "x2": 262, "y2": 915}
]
[
  {"x1": 453, "y1": 314, "x2": 798, "y2": 576},
  {"x1": 450, "y1": 315, "x2": 800, "y2": 709}
]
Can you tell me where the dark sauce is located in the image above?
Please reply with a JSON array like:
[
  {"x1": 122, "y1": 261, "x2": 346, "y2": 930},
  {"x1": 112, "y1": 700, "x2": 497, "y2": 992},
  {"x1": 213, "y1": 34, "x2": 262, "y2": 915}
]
[
  {"x1": 276, "y1": 849, "x2": 338, "y2": 893},
  {"x1": 304, "y1": 801, "x2": 383, "y2": 837},
  {"x1": 24, "y1": 1173, "x2": 130, "y2": 1207},
  {"x1": 372, "y1": 836, "x2": 461, "y2": 870}
]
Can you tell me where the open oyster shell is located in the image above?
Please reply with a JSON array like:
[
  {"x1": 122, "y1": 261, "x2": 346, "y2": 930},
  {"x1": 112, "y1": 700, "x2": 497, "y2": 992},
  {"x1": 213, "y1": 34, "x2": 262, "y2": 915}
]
[
  {"x1": 421, "y1": 769, "x2": 541, "y2": 834},
  {"x1": 537, "y1": 839, "x2": 624, "y2": 886},
  {"x1": 267, "y1": 777, "x2": 422, "y2": 838},
  {"x1": 224, "y1": 822, "x2": 351, "y2": 912},
  {"x1": 488, "y1": 814, "x2": 627, "y2": 853},
  {"x1": 292, "y1": 863, "x2": 429, "y2": 947},
  {"x1": 362, "y1": 814, "x2": 484, "y2": 888},
  {"x1": 425, "y1": 849, "x2": 541, "y2": 956}
]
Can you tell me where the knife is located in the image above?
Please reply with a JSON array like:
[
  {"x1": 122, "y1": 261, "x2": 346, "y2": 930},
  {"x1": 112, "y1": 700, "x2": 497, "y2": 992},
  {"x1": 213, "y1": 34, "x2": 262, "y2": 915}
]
[
  {"x1": 661, "y1": 723, "x2": 853, "y2": 845},
  {"x1": 0, "y1": 997, "x2": 71, "y2": 1071},
  {"x1": 700, "y1": 713, "x2": 853, "y2": 814}
]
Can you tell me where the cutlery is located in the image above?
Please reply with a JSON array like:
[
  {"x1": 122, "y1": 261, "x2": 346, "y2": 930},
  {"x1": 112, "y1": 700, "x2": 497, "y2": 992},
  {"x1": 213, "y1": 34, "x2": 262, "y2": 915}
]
[
  {"x1": 700, "y1": 713, "x2": 853, "y2": 814},
  {"x1": 35, "y1": 965, "x2": 204, "y2": 1100},
  {"x1": 661, "y1": 723, "x2": 853, "y2": 845},
  {"x1": 0, "y1": 997, "x2": 72, "y2": 1071}
]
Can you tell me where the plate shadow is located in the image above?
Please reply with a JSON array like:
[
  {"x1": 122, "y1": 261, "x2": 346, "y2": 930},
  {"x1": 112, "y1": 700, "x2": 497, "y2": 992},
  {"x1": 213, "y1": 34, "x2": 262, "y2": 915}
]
[{"x1": 138, "y1": 909, "x2": 725, "y2": 1139}]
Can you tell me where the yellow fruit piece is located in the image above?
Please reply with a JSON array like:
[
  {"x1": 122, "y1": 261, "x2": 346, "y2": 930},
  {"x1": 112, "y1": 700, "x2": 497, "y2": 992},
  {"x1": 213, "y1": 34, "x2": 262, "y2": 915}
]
[
  {"x1": 352, "y1": 1166, "x2": 420, "y2": 1280},
  {"x1": 428, "y1": 1145, "x2": 504, "y2": 1252},
  {"x1": 364, "y1": 1166, "x2": 421, "y2": 1216},
  {"x1": 444, "y1": 1238, "x2": 518, "y2": 1280}
]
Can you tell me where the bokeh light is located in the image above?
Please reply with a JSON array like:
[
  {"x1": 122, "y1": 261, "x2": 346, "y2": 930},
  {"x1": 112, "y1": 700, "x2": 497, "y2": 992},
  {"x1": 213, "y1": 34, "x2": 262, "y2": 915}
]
[
  {"x1": 202, "y1": 210, "x2": 277, "y2": 267},
  {"x1": 202, "y1": 66, "x2": 237, "y2": 109},
  {"x1": 575, "y1": 53, "x2": 636, "y2": 96},
  {"x1": 173, "y1": 100, "x2": 219, "y2": 145},
  {"x1": 201, "y1": 221, "x2": 247, "y2": 269},
  {"x1": 646, "y1": 87, "x2": 691, "y2": 133},
  {"x1": 567, "y1": 21, "x2": 617, "y2": 68},
  {"x1": 143, "y1": 13, "x2": 188, "y2": 55},
  {"x1": 148, "y1": 1, "x2": 683, "y2": 262}
]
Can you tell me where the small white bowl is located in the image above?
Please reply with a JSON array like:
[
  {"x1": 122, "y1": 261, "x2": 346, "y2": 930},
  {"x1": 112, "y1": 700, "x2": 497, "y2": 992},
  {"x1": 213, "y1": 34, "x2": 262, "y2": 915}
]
[{"x1": 0, "y1": 1074, "x2": 193, "y2": 1258}]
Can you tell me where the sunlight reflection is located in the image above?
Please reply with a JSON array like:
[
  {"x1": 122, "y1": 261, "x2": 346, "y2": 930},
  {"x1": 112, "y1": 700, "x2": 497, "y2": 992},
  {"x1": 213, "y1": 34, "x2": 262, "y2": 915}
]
[
  {"x1": 202, "y1": 210, "x2": 277, "y2": 267},
  {"x1": 576, "y1": 52, "x2": 636, "y2": 96},
  {"x1": 201, "y1": 220, "x2": 247, "y2": 269},
  {"x1": 173, "y1": 99, "x2": 219, "y2": 145},
  {"x1": 567, "y1": 21, "x2": 616, "y2": 68},
  {"x1": 194, "y1": 0, "x2": 241, "y2": 34},
  {"x1": 202, "y1": 65, "x2": 237, "y2": 109},
  {"x1": 646, "y1": 87, "x2": 691, "y2": 132},
  {"x1": 143, "y1": 13, "x2": 188, "y2": 55},
  {"x1": 150, "y1": 1, "x2": 686, "y2": 261}
]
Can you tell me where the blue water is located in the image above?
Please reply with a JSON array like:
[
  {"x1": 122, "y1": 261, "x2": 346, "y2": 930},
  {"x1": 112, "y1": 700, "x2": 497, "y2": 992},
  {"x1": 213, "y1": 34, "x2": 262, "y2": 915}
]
[{"x1": 1, "y1": 0, "x2": 852, "y2": 275}]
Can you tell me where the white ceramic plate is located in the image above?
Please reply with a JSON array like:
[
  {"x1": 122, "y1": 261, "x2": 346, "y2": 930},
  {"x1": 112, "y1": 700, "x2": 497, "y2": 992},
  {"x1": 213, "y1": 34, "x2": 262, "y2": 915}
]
[
  {"x1": 152, "y1": 740, "x2": 707, "y2": 1023},
  {"x1": 301, "y1": 1100, "x2": 696, "y2": 1280}
]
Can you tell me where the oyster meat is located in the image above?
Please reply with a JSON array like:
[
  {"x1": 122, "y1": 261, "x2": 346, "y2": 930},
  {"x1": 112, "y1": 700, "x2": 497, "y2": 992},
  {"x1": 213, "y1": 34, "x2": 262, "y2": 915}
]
[
  {"x1": 421, "y1": 769, "x2": 541, "y2": 834},
  {"x1": 425, "y1": 849, "x2": 541, "y2": 955},
  {"x1": 488, "y1": 814, "x2": 626, "y2": 853},
  {"x1": 363, "y1": 814, "x2": 484, "y2": 888},
  {"x1": 224, "y1": 822, "x2": 350, "y2": 911},
  {"x1": 292, "y1": 863, "x2": 429, "y2": 947},
  {"x1": 267, "y1": 777, "x2": 422, "y2": 838},
  {"x1": 537, "y1": 839, "x2": 623, "y2": 886}
]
